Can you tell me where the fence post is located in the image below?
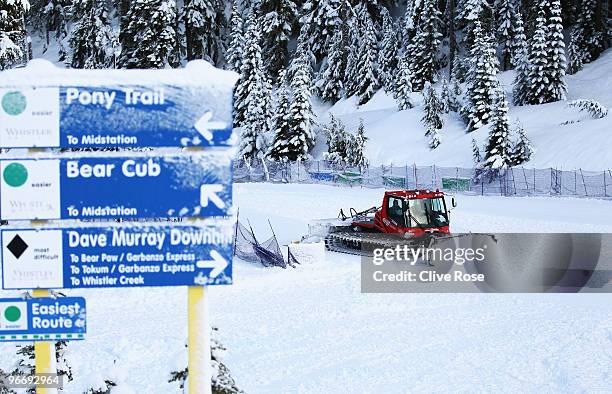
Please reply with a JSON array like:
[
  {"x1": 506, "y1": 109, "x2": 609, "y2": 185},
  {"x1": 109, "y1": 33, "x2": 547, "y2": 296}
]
[
  {"x1": 432, "y1": 164, "x2": 436, "y2": 190},
  {"x1": 414, "y1": 164, "x2": 418, "y2": 189},
  {"x1": 604, "y1": 170, "x2": 607, "y2": 197},
  {"x1": 574, "y1": 170, "x2": 577, "y2": 194},
  {"x1": 580, "y1": 168, "x2": 588, "y2": 196},
  {"x1": 405, "y1": 164, "x2": 408, "y2": 190},
  {"x1": 455, "y1": 167, "x2": 459, "y2": 193}
]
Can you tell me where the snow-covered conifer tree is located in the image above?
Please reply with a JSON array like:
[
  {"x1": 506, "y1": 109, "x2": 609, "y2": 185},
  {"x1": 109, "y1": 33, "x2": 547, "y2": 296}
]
[
  {"x1": 317, "y1": 28, "x2": 345, "y2": 102},
  {"x1": 509, "y1": 7, "x2": 527, "y2": 68},
  {"x1": 483, "y1": 91, "x2": 512, "y2": 169},
  {"x1": 567, "y1": 27, "x2": 584, "y2": 74},
  {"x1": 226, "y1": 3, "x2": 244, "y2": 72},
  {"x1": 509, "y1": 120, "x2": 533, "y2": 165},
  {"x1": 285, "y1": 44, "x2": 316, "y2": 161},
  {"x1": 451, "y1": 55, "x2": 467, "y2": 83},
  {"x1": 119, "y1": 0, "x2": 178, "y2": 69},
  {"x1": 395, "y1": 56, "x2": 414, "y2": 110},
  {"x1": 260, "y1": 0, "x2": 297, "y2": 78},
  {"x1": 0, "y1": 0, "x2": 29, "y2": 69},
  {"x1": 183, "y1": 0, "x2": 225, "y2": 64},
  {"x1": 299, "y1": 0, "x2": 344, "y2": 61},
  {"x1": 323, "y1": 114, "x2": 350, "y2": 164},
  {"x1": 448, "y1": 75, "x2": 462, "y2": 112},
  {"x1": 568, "y1": 99, "x2": 608, "y2": 119},
  {"x1": 524, "y1": 3, "x2": 567, "y2": 105},
  {"x1": 238, "y1": 62, "x2": 271, "y2": 163},
  {"x1": 472, "y1": 138, "x2": 482, "y2": 166},
  {"x1": 462, "y1": 20, "x2": 500, "y2": 131},
  {"x1": 350, "y1": 119, "x2": 369, "y2": 168},
  {"x1": 70, "y1": 0, "x2": 116, "y2": 68},
  {"x1": 567, "y1": 0, "x2": 607, "y2": 73},
  {"x1": 343, "y1": 20, "x2": 360, "y2": 97},
  {"x1": 408, "y1": 0, "x2": 442, "y2": 91},
  {"x1": 422, "y1": 82, "x2": 443, "y2": 149},
  {"x1": 515, "y1": 8, "x2": 548, "y2": 104},
  {"x1": 440, "y1": 78, "x2": 450, "y2": 113},
  {"x1": 234, "y1": 12, "x2": 262, "y2": 126},
  {"x1": 511, "y1": 29, "x2": 529, "y2": 105},
  {"x1": 402, "y1": 0, "x2": 423, "y2": 47},
  {"x1": 0, "y1": 33, "x2": 22, "y2": 70},
  {"x1": 287, "y1": 23, "x2": 316, "y2": 82},
  {"x1": 496, "y1": 0, "x2": 523, "y2": 70},
  {"x1": 428, "y1": 125, "x2": 441, "y2": 149},
  {"x1": 355, "y1": 7, "x2": 380, "y2": 105},
  {"x1": 543, "y1": 0, "x2": 567, "y2": 102},
  {"x1": 457, "y1": 0, "x2": 493, "y2": 53},
  {"x1": 268, "y1": 72, "x2": 295, "y2": 161},
  {"x1": 378, "y1": 9, "x2": 399, "y2": 92},
  {"x1": 42, "y1": 0, "x2": 70, "y2": 61}
]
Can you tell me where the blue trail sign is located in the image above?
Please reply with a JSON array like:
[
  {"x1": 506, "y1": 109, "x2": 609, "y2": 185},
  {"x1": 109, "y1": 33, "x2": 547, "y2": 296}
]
[
  {"x1": 0, "y1": 297, "x2": 86, "y2": 342},
  {"x1": 0, "y1": 152, "x2": 232, "y2": 221},
  {"x1": 0, "y1": 61, "x2": 237, "y2": 148},
  {"x1": 1, "y1": 223, "x2": 233, "y2": 290}
]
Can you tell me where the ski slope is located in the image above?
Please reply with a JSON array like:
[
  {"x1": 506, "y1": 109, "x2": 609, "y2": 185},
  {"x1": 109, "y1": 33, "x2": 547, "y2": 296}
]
[
  {"x1": 1, "y1": 183, "x2": 611, "y2": 393},
  {"x1": 317, "y1": 49, "x2": 612, "y2": 171}
]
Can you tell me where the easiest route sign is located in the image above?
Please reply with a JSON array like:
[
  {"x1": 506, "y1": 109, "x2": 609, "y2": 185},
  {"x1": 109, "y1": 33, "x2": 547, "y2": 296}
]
[
  {"x1": 0, "y1": 297, "x2": 86, "y2": 342},
  {"x1": 0, "y1": 61, "x2": 236, "y2": 148},
  {"x1": 1, "y1": 224, "x2": 233, "y2": 289},
  {"x1": 0, "y1": 152, "x2": 232, "y2": 221}
]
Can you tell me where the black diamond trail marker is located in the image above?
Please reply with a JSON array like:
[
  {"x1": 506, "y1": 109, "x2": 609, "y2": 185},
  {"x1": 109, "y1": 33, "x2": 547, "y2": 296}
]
[{"x1": 7, "y1": 234, "x2": 28, "y2": 259}]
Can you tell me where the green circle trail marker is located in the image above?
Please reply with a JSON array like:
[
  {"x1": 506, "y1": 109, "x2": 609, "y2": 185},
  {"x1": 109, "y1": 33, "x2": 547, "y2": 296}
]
[
  {"x1": 2, "y1": 162, "x2": 28, "y2": 187},
  {"x1": 4, "y1": 306, "x2": 21, "y2": 322},
  {"x1": 1, "y1": 91, "x2": 27, "y2": 116}
]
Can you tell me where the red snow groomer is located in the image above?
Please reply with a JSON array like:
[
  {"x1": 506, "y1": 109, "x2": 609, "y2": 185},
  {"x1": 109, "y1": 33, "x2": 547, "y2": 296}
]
[{"x1": 310, "y1": 190, "x2": 457, "y2": 255}]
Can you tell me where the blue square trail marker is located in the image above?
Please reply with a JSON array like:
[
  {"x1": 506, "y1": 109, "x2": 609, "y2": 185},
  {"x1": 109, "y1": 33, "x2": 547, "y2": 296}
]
[{"x1": 0, "y1": 297, "x2": 86, "y2": 342}]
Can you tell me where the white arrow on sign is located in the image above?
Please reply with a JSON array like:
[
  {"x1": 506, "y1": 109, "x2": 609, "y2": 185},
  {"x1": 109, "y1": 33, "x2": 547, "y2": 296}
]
[
  {"x1": 194, "y1": 112, "x2": 228, "y2": 141},
  {"x1": 200, "y1": 184, "x2": 226, "y2": 209},
  {"x1": 196, "y1": 250, "x2": 228, "y2": 278}
]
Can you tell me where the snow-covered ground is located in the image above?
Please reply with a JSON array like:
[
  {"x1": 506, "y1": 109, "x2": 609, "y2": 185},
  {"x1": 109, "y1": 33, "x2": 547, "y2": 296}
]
[
  {"x1": 2, "y1": 183, "x2": 611, "y2": 392},
  {"x1": 317, "y1": 49, "x2": 612, "y2": 171}
]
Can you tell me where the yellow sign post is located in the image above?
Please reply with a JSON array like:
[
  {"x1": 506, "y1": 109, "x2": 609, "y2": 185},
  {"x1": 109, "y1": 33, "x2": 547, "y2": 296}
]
[
  {"x1": 188, "y1": 286, "x2": 212, "y2": 394},
  {"x1": 32, "y1": 289, "x2": 58, "y2": 394}
]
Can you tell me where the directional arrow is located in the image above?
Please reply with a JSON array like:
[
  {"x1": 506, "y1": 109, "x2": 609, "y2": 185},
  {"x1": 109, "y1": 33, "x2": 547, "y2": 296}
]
[
  {"x1": 200, "y1": 184, "x2": 226, "y2": 209},
  {"x1": 196, "y1": 250, "x2": 228, "y2": 278},
  {"x1": 194, "y1": 112, "x2": 228, "y2": 142}
]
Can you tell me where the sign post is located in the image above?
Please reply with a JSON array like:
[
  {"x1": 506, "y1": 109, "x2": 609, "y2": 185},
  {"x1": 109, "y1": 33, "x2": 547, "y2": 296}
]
[
  {"x1": 188, "y1": 286, "x2": 212, "y2": 394},
  {"x1": 33, "y1": 290, "x2": 57, "y2": 394}
]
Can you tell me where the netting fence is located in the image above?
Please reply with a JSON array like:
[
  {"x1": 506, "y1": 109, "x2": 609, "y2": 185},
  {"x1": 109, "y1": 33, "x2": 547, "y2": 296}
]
[
  {"x1": 234, "y1": 218, "x2": 300, "y2": 268},
  {"x1": 234, "y1": 159, "x2": 612, "y2": 199}
]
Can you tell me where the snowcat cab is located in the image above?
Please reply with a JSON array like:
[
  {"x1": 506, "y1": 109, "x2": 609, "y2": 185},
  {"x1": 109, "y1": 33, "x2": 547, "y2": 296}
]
[
  {"x1": 316, "y1": 190, "x2": 457, "y2": 255},
  {"x1": 360, "y1": 190, "x2": 452, "y2": 238}
]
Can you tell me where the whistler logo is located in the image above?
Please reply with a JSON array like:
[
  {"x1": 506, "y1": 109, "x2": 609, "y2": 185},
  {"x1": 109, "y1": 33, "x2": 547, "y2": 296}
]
[
  {"x1": 1, "y1": 91, "x2": 27, "y2": 116},
  {"x1": 3, "y1": 163, "x2": 28, "y2": 187}
]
